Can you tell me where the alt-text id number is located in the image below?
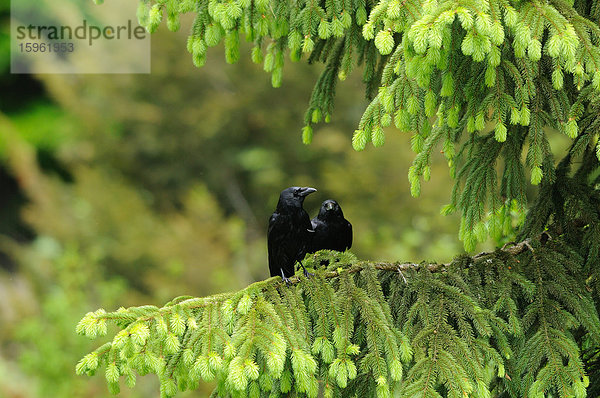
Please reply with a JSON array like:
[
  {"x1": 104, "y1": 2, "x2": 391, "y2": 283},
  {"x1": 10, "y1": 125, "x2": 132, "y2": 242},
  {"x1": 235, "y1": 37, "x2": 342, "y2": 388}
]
[{"x1": 19, "y1": 42, "x2": 74, "y2": 53}]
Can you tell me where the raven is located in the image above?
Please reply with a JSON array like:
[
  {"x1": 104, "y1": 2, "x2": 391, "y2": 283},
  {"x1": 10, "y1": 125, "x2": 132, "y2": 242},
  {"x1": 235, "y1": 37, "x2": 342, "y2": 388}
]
[
  {"x1": 268, "y1": 186, "x2": 317, "y2": 281},
  {"x1": 309, "y1": 199, "x2": 352, "y2": 253}
]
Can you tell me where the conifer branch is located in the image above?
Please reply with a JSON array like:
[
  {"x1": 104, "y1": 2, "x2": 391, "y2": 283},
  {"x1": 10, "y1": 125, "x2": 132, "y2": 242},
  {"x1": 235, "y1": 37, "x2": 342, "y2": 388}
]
[
  {"x1": 78, "y1": 1, "x2": 600, "y2": 396},
  {"x1": 315, "y1": 236, "x2": 537, "y2": 281},
  {"x1": 76, "y1": 233, "x2": 600, "y2": 397},
  {"x1": 123, "y1": 0, "x2": 600, "y2": 251}
]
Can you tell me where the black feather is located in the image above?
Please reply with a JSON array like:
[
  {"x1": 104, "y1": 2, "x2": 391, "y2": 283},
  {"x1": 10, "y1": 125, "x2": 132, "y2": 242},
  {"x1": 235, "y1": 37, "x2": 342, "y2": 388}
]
[
  {"x1": 267, "y1": 186, "x2": 317, "y2": 279},
  {"x1": 309, "y1": 199, "x2": 352, "y2": 253}
]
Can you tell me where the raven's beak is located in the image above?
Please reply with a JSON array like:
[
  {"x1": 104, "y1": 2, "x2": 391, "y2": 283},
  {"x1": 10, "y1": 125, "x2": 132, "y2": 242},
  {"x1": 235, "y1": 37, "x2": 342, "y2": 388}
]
[
  {"x1": 299, "y1": 187, "x2": 317, "y2": 196},
  {"x1": 325, "y1": 201, "x2": 335, "y2": 210}
]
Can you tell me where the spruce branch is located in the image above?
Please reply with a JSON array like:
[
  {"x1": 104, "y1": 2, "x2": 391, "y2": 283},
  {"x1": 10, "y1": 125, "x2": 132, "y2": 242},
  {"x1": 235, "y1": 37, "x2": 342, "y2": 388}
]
[{"x1": 75, "y1": 232, "x2": 600, "y2": 397}]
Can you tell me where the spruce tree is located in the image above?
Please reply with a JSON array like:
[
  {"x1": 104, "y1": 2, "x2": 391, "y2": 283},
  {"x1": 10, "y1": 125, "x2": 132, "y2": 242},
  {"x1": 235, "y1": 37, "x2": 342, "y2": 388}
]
[{"x1": 78, "y1": 0, "x2": 600, "y2": 396}]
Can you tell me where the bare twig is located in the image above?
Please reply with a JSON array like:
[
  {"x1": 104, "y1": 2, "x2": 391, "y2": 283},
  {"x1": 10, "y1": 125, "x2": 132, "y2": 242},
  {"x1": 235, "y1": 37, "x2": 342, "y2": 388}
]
[{"x1": 397, "y1": 267, "x2": 408, "y2": 284}]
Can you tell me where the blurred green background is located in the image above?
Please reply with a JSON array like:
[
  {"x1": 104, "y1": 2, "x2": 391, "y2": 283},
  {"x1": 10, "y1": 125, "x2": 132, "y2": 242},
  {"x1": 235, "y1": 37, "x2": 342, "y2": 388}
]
[{"x1": 0, "y1": 2, "x2": 467, "y2": 397}]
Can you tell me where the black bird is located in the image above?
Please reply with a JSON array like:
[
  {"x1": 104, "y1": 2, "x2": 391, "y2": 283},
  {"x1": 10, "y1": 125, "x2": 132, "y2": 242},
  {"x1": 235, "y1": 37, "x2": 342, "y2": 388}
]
[
  {"x1": 309, "y1": 199, "x2": 352, "y2": 253},
  {"x1": 268, "y1": 186, "x2": 317, "y2": 281}
]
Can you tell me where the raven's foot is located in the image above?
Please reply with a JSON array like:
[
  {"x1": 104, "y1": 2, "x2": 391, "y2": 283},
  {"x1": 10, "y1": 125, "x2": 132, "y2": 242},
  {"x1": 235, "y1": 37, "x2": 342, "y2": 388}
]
[
  {"x1": 299, "y1": 262, "x2": 314, "y2": 278},
  {"x1": 280, "y1": 269, "x2": 292, "y2": 285}
]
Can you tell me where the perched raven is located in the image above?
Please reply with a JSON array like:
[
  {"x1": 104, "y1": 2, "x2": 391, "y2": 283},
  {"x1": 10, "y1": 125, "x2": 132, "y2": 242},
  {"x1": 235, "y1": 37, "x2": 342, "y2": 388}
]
[
  {"x1": 309, "y1": 199, "x2": 352, "y2": 253},
  {"x1": 268, "y1": 186, "x2": 317, "y2": 281}
]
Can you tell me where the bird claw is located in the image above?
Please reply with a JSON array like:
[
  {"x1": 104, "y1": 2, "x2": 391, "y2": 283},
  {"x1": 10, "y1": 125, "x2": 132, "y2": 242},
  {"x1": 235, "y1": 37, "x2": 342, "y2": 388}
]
[
  {"x1": 280, "y1": 269, "x2": 292, "y2": 285},
  {"x1": 299, "y1": 262, "x2": 313, "y2": 278}
]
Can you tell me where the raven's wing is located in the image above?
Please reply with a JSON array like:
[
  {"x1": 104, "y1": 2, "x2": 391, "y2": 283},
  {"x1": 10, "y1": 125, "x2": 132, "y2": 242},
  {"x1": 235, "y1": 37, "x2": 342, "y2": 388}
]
[
  {"x1": 344, "y1": 220, "x2": 353, "y2": 250},
  {"x1": 310, "y1": 218, "x2": 318, "y2": 230},
  {"x1": 296, "y1": 209, "x2": 314, "y2": 260},
  {"x1": 267, "y1": 212, "x2": 279, "y2": 239},
  {"x1": 307, "y1": 217, "x2": 326, "y2": 253},
  {"x1": 267, "y1": 212, "x2": 296, "y2": 277}
]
